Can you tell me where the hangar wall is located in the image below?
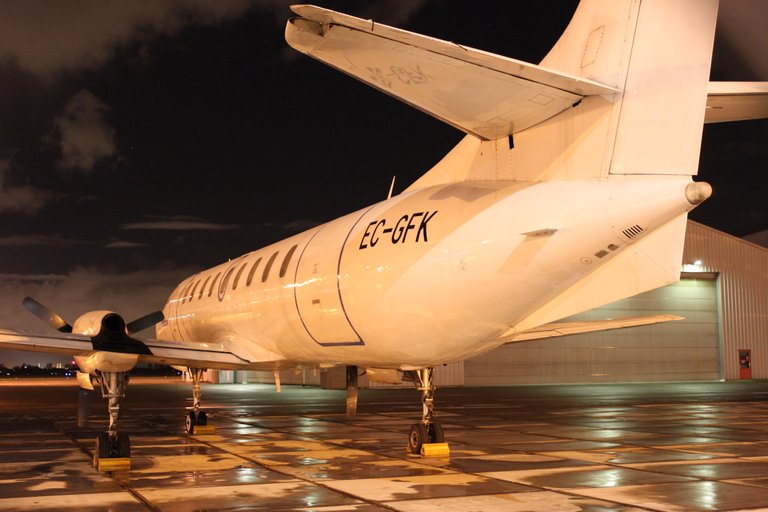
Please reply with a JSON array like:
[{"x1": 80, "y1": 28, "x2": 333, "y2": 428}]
[
  {"x1": 464, "y1": 278, "x2": 720, "y2": 385},
  {"x1": 683, "y1": 222, "x2": 768, "y2": 380}
]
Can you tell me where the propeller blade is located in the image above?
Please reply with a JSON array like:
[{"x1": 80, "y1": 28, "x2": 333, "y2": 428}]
[
  {"x1": 22, "y1": 297, "x2": 73, "y2": 333},
  {"x1": 126, "y1": 311, "x2": 164, "y2": 335}
]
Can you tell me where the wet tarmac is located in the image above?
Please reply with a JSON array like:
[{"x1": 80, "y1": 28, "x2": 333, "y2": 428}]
[{"x1": 1, "y1": 379, "x2": 768, "y2": 511}]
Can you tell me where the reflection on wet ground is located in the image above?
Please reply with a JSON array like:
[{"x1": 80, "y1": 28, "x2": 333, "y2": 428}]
[{"x1": 0, "y1": 379, "x2": 767, "y2": 511}]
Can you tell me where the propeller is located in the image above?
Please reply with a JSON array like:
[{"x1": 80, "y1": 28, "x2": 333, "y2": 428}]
[
  {"x1": 22, "y1": 297, "x2": 72, "y2": 333},
  {"x1": 22, "y1": 296, "x2": 164, "y2": 336},
  {"x1": 126, "y1": 311, "x2": 164, "y2": 335}
]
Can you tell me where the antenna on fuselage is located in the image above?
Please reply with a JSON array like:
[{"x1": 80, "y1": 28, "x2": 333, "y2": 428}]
[{"x1": 387, "y1": 176, "x2": 397, "y2": 199}]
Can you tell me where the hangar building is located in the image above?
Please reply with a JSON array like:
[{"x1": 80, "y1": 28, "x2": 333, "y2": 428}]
[
  {"x1": 462, "y1": 221, "x2": 768, "y2": 384},
  {"x1": 217, "y1": 220, "x2": 768, "y2": 386}
]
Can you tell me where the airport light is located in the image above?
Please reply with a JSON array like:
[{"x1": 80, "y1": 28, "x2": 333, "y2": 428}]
[{"x1": 682, "y1": 259, "x2": 704, "y2": 272}]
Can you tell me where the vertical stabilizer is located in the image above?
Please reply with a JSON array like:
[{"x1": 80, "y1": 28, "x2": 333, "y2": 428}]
[
  {"x1": 510, "y1": 0, "x2": 718, "y2": 181},
  {"x1": 552, "y1": 0, "x2": 717, "y2": 177},
  {"x1": 540, "y1": 0, "x2": 638, "y2": 88},
  {"x1": 608, "y1": 0, "x2": 718, "y2": 175}
]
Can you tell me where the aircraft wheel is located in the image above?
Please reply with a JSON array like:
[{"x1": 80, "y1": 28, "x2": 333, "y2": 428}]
[
  {"x1": 116, "y1": 433, "x2": 131, "y2": 458},
  {"x1": 408, "y1": 422, "x2": 445, "y2": 454},
  {"x1": 95, "y1": 432, "x2": 130, "y2": 462},
  {"x1": 185, "y1": 411, "x2": 196, "y2": 434},
  {"x1": 95, "y1": 432, "x2": 111, "y2": 460},
  {"x1": 429, "y1": 422, "x2": 445, "y2": 443},
  {"x1": 408, "y1": 423, "x2": 428, "y2": 454},
  {"x1": 197, "y1": 410, "x2": 207, "y2": 426}
]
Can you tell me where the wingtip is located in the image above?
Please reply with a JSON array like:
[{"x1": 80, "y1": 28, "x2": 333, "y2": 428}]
[{"x1": 290, "y1": 5, "x2": 321, "y2": 18}]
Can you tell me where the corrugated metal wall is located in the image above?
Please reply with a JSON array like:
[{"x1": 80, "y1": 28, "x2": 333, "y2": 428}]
[
  {"x1": 464, "y1": 278, "x2": 720, "y2": 385},
  {"x1": 684, "y1": 221, "x2": 768, "y2": 379}
]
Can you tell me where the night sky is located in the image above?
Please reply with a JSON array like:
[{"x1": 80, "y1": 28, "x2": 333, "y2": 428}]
[{"x1": 0, "y1": 0, "x2": 766, "y2": 365}]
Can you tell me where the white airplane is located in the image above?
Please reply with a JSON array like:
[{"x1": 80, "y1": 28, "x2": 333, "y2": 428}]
[{"x1": 2, "y1": 0, "x2": 767, "y2": 468}]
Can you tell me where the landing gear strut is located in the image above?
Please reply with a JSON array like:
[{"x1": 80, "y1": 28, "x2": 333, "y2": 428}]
[
  {"x1": 185, "y1": 367, "x2": 214, "y2": 434},
  {"x1": 346, "y1": 365, "x2": 359, "y2": 418},
  {"x1": 407, "y1": 368, "x2": 448, "y2": 456},
  {"x1": 93, "y1": 371, "x2": 131, "y2": 471}
]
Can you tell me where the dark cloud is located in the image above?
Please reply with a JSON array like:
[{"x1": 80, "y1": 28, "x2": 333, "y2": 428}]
[
  {"x1": 350, "y1": 0, "x2": 431, "y2": 26},
  {"x1": 0, "y1": 273, "x2": 66, "y2": 284},
  {"x1": 280, "y1": 219, "x2": 321, "y2": 232},
  {"x1": 0, "y1": 158, "x2": 53, "y2": 214},
  {"x1": 0, "y1": 234, "x2": 90, "y2": 248},
  {"x1": 104, "y1": 240, "x2": 149, "y2": 249},
  {"x1": 52, "y1": 89, "x2": 117, "y2": 172},
  {"x1": 0, "y1": 0, "x2": 273, "y2": 76},
  {"x1": 123, "y1": 215, "x2": 240, "y2": 231}
]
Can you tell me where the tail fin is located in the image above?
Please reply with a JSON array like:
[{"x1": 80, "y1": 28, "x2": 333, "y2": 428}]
[
  {"x1": 288, "y1": 1, "x2": 720, "y2": 184},
  {"x1": 512, "y1": 0, "x2": 719, "y2": 180}
]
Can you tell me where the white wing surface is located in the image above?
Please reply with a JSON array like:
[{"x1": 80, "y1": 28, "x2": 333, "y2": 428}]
[
  {"x1": 0, "y1": 328, "x2": 257, "y2": 370},
  {"x1": 499, "y1": 314, "x2": 684, "y2": 344},
  {"x1": 286, "y1": 4, "x2": 620, "y2": 140},
  {"x1": 705, "y1": 82, "x2": 768, "y2": 124}
]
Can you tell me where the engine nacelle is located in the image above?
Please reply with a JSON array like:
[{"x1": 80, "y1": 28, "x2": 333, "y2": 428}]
[
  {"x1": 72, "y1": 310, "x2": 126, "y2": 337},
  {"x1": 75, "y1": 352, "x2": 139, "y2": 375},
  {"x1": 72, "y1": 310, "x2": 139, "y2": 375}
]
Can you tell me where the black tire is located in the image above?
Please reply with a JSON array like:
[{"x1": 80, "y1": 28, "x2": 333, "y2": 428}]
[
  {"x1": 95, "y1": 432, "x2": 111, "y2": 462},
  {"x1": 96, "y1": 431, "x2": 129, "y2": 461},
  {"x1": 428, "y1": 422, "x2": 445, "y2": 443},
  {"x1": 185, "y1": 411, "x2": 196, "y2": 433},
  {"x1": 408, "y1": 423, "x2": 428, "y2": 454},
  {"x1": 197, "y1": 410, "x2": 207, "y2": 426},
  {"x1": 116, "y1": 432, "x2": 131, "y2": 458}
]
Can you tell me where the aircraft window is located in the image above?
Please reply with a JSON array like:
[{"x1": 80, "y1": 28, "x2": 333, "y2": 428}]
[
  {"x1": 180, "y1": 281, "x2": 193, "y2": 304},
  {"x1": 279, "y1": 245, "x2": 298, "y2": 278},
  {"x1": 246, "y1": 257, "x2": 262, "y2": 287},
  {"x1": 189, "y1": 280, "x2": 200, "y2": 302},
  {"x1": 232, "y1": 262, "x2": 248, "y2": 290},
  {"x1": 208, "y1": 272, "x2": 221, "y2": 297},
  {"x1": 262, "y1": 251, "x2": 279, "y2": 282},
  {"x1": 220, "y1": 266, "x2": 236, "y2": 293},
  {"x1": 198, "y1": 276, "x2": 211, "y2": 299},
  {"x1": 173, "y1": 284, "x2": 184, "y2": 304}
]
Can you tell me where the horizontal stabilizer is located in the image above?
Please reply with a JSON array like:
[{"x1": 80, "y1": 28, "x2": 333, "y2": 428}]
[
  {"x1": 499, "y1": 314, "x2": 683, "y2": 344},
  {"x1": 286, "y1": 4, "x2": 619, "y2": 140},
  {"x1": 510, "y1": 213, "x2": 689, "y2": 333},
  {"x1": 0, "y1": 329, "x2": 259, "y2": 370},
  {"x1": 705, "y1": 82, "x2": 768, "y2": 124}
]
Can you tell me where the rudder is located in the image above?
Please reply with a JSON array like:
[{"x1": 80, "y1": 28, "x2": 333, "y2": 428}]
[{"x1": 537, "y1": 0, "x2": 719, "y2": 177}]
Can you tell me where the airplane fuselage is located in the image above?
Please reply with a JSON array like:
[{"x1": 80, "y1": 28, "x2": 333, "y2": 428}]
[{"x1": 157, "y1": 176, "x2": 700, "y2": 369}]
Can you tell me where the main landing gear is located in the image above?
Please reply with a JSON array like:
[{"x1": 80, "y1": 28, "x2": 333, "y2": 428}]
[
  {"x1": 346, "y1": 365, "x2": 359, "y2": 418},
  {"x1": 407, "y1": 368, "x2": 450, "y2": 457},
  {"x1": 93, "y1": 371, "x2": 131, "y2": 471},
  {"x1": 185, "y1": 367, "x2": 215, "y2": 435}
]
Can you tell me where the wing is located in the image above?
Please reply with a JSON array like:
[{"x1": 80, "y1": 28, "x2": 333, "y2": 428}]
[
  {"x1": 705, "y1": 82, "x2": 768, "y2": 123},
  {"x1": 285, "y1": 4, "x2": 620, "y2": 141},
  {"x1": 497, "y1": 314, "x2": 683, "y2": 344},
  {"x1": 0, "y1": 328, "x2": 258, "y2": 370}
]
